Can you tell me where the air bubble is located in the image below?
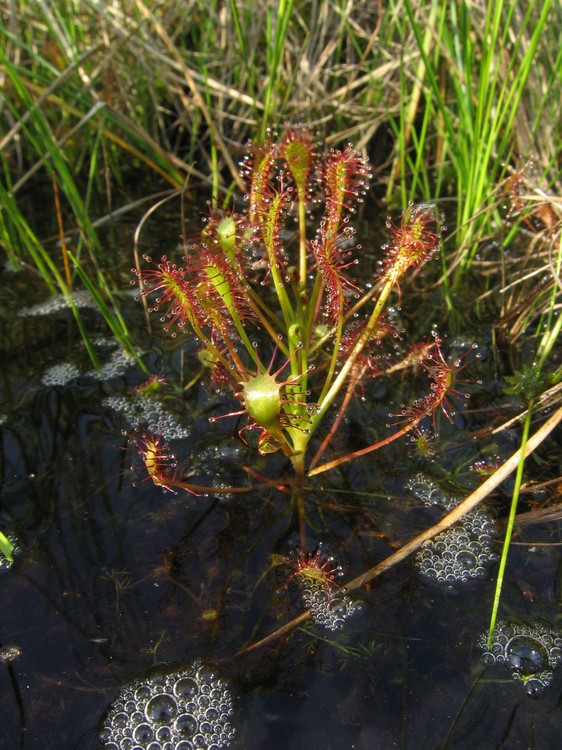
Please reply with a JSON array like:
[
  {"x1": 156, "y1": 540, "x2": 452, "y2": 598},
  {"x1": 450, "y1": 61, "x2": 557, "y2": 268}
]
[
  {"x1": 175, "y1": 713, "x2": 198, "y2": 737},
  {"x1": 156, "y1": 726, "x2": 172, "y2": 741},
  {"x1": 455, "y1": 550, "x2": 477, "y2": 568},
  {"x1": 506, "y1": 635, "x2": 549, "y2": 675},
  {"x1": 145, "y1": 694, "x2": 177, "y2": 723},
  {"x1": 175, "y1": 677, "x2": 199, "y2": 699},
  {"x1": 112, "y1": 712, "x2": 129, "y2": 729},
  {"x1": 133, "y1": 724, "x2": 154, "y2": 743},
  {"x1": 197, "y1": 694, "x2": 211, "y2": 709},
  {"x1": 135, "y1": 686, "x2": 152, "y2": 702},
  {"x1": 523, "y1": 677, "x2": 546, "y2": 698}
]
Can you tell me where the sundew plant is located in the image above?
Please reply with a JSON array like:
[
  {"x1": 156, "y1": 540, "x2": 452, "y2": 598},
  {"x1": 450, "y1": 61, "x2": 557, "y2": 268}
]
[{"x1": 134, "y1": 129, "x2": 474, "y2": 505}]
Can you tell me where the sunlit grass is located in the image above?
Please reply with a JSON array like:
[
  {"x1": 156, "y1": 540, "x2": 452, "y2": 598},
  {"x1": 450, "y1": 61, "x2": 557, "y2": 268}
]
[
  {"x1": 385, "y1": 0, "x2": 560, "y2": 301},
  {"x1": 2, "y1": 1, "x2": 561, "y2": 481}
]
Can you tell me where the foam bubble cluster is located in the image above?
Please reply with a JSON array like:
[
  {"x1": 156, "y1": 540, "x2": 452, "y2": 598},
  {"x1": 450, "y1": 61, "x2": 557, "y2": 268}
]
[
  {"x1": 478, "y1": 621, "x2": 562, "y2": 696},
  {"x1": 0, "y1": 644, "x2": 21, "y2": 664},
  {"x1": 300, "y1": 582, "x2": 360, "y2": 631},
  {"x1": 98, "y1": 660, "x2": 236, "y2": 749},
  {"x1": 102, "y1": 395, "x2": 191, "y2": 441},
  {"x1": 17, "y1": 290, "x2": 97, "y2": 317},
  {"x1": 41, "y1": 362, "x2": 80, "y2": 386},
  {"x1": 87, "y1": 349, "x2": 138, "y2": 381},
  {"x1": 285, "y1": 547, "x2": 360, "y2": 631},
  {"x1": 92, "y1": 336, "x2": 120, "y2": 350},
  {"x1": 405, "y1": 472, "x2": 461, "y2": 511},
  {"x1": 407, "y1": 473, "x2": 498, "y2": 584},
  {"x1": 415, "y1": 520, "x2": 498, "y2": 583}
]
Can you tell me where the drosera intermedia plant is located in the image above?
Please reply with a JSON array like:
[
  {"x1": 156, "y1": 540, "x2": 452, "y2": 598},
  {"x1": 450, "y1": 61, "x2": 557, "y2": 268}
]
[{"x1": 133, "y1": 129, "x2": 474, "y2": 492}]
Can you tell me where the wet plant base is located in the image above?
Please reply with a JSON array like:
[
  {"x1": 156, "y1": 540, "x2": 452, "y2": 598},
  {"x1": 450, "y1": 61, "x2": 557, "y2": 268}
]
[{"x1": 2, "y1": 256, "x2": 562, "y2": 750}]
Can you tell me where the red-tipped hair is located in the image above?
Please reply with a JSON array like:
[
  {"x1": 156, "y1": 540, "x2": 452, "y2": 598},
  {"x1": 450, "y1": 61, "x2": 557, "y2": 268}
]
[
  {"x1": 311, "y1": 221, "x2": 362, "y2": 320},
  {"x1": 321, "y1": 145, "x2": 371, "y2": 233},
  {"x1": 280, "y1": 128, "x2": 317, "y2": 203},
  {"x1": 133, "y1": 255, "x2": 204, "y2": 334},
  {"x1": 382, "y1": 203, "x2": 443, "y2": 285}
]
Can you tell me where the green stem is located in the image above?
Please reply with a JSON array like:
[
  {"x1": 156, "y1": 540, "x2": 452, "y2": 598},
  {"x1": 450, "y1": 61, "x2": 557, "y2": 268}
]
[
  {"x1": 310, "y1": 277, "x2": 395, "y2": 436},
  {"x1": 246, "y1": 291, "x2": 290, "y2": 357},
  {"x1": 308, "y1": 366, "x2": 358, "y2": 471},
  {"x1": 298, "y1": 198, "x2": 307, "y2": 291},
  {"x1": 268, "y1": 252, "x2": 294, "y2": 332},
  {"x1": 486, "y1": 403, "x2": 533, "y2": 647},
  {"x1": 317, "y1": 313, "x2": 344, "y2": 406}
]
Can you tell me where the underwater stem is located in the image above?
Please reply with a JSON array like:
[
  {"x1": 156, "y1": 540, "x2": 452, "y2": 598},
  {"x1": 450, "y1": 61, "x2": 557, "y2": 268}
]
[{"x1": 290, "y1": 440, "x2": 308, "y2": 552}]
